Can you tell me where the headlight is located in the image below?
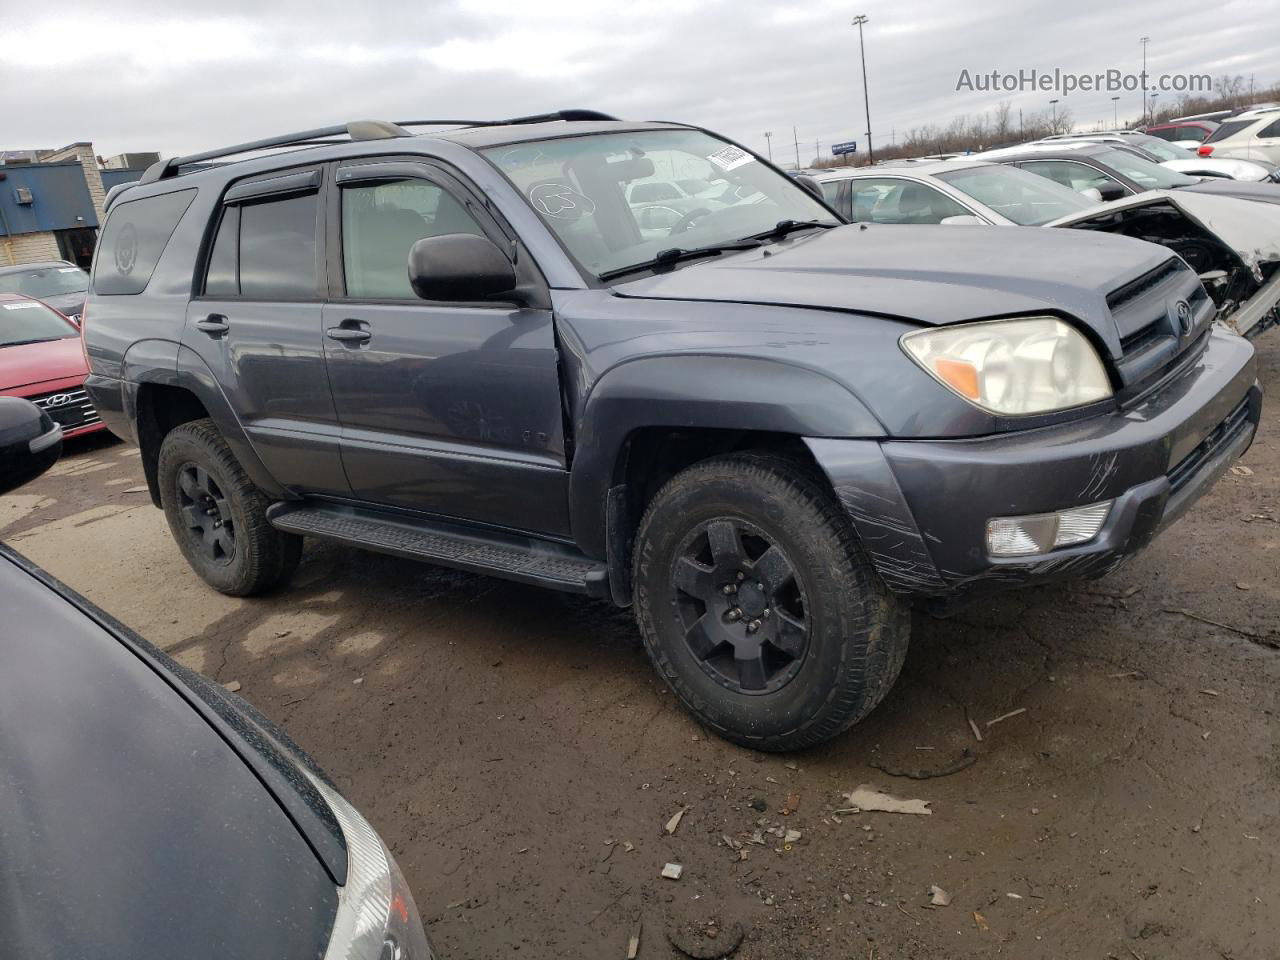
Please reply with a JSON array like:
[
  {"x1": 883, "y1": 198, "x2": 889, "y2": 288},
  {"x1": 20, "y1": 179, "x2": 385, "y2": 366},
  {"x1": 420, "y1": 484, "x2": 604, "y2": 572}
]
[
  {"x1": 901, "y1": 317, "x2": 1112, "y2": 415},
  {"x1": 305, "y1": 771, "x2": 437, "y2": 960}
]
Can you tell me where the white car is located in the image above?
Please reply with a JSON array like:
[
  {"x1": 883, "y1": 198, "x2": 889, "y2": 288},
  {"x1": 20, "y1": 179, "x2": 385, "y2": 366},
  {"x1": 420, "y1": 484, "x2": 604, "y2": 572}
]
[
  {"x1": 1198, "y1": 107, "x2": 1280, "y2": 165},
  {"x1": 814, "y1": 160, "x2": 1280, "y2": 338},
  {"x1": 1032, "y1": 132, "x2": 1278, "y2": 182}
]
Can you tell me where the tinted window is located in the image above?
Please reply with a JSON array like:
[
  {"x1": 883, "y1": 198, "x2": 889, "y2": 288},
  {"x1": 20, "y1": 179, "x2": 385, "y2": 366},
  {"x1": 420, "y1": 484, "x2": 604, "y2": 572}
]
[
  {"x1": 1260, "y1": 119, "x2": 1280, "y2": 138},
  {"x1": 238, "y1": 192, "x2": 318, "y2": 299},
  {"x1": 342, "y1": 180, "x2": 485, "y2": 300},
  {"x1": 1178, "y1": 125, "x2": 1212, "y2": 142},
  {"x1": 1204, "y1": 119, "x2": 1256, "y2": 144},
  {"x1": 204, "y1": 206, "x2": 239, "y2": 296},
  {"x1": 1146, "y1": 127, "x2": 1177, "y2": 141},
  {"x1": 93, "y1": 189, "x2": 196, "y2": 295}
]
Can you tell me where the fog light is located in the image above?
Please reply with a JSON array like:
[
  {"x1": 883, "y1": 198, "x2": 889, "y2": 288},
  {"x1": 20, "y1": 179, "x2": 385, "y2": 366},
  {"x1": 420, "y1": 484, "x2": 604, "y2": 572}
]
[{"x1": 986, "y1": 501, "x2": 1112, "y2": 557}]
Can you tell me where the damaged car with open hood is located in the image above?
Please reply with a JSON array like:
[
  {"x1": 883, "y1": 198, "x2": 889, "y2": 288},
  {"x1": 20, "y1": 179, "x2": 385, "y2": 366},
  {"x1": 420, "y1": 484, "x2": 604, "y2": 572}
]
[
  {"x1": 815, "y1": 159, "x2": 1280, "y2": 339},
  {"x1": 84, "y1": 113, "x2": 1261, "y2": 751}
]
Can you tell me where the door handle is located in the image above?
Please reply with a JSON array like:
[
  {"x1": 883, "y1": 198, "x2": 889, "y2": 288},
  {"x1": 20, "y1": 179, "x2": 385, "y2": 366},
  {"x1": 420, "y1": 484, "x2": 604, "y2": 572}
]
[
  {"x1": 195, "y1": 314, "x2": 229, "y2": 336},
  {"x1": 326, "y1": 326, "x2": 372, "y2": 344}
]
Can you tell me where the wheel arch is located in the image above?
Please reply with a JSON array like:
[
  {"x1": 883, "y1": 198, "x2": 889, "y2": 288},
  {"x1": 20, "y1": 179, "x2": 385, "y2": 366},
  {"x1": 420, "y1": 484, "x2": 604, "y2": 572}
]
[{"x1": 567, "y1": 354, "x2": 885, "y2": 598}]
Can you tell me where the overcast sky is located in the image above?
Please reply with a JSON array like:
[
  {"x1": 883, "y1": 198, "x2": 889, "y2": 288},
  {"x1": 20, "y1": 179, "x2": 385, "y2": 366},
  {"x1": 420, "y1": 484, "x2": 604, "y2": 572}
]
[{"x1": 4, "y1": 0, "x2": 1275, "y2": 163}]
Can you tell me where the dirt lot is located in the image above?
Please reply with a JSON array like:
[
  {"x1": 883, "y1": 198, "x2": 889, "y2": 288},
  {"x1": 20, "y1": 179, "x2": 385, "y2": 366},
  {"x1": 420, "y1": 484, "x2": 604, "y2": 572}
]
[{"x1": 3, "y1": 339, "x2": 1278, "y2": 960}]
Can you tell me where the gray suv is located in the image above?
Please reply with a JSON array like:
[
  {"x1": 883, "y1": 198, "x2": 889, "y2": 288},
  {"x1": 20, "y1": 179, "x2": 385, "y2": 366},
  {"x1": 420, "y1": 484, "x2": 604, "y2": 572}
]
[{"x1": 83, "y1": 111, "x2": 1260, "y2": 751}]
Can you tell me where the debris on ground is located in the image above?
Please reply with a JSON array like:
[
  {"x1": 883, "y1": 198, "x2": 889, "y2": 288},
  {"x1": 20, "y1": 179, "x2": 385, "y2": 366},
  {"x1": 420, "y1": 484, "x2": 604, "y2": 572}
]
[
  {"x1": 967, "y1": 717, "x2": 983, "y2": 742},
  {"x1": 626, "y1": 922, "x2": 641, "y2": 959},
  {"x1": 986, "y1": 707, "x2": 1027, "y2": 727},
  {"x1": 783, "y1": 828, "x2": 802, "y2": 844},
  {"x1": 666, "y1": 807, "x2": 688, "y2": 835},
  {"x1": 661, "y1": 862, "x2": 683, "y2": 880},
  {"x1": 747, "y1": 797, "x2": 767, "y2": 812},
  {"x1": 781, "y1": 792, "x2": 800, "y2": 815},
  {"x1": 973, "y1": 911, "x2": 990, "y2": 932},
  {"x1": 838, "y1": 784, "x2": 932, "y2": 816},
  {"x1": 123, "y1": 485, "x2": 149, "y2": 493},
  {"x1": 1164, "y1": 607, "x2": 1280, "y2": 648},
  {"x1": 222, "y1": 680, "x2": 241, "y2": 692},
  {"x1": 1200, "y1": 689, "x2": 1221, "y2": 697},
  {"x1": 353, "y1": 677, "x2": 364, "y2": 685},
  {"x1": 929, "y1": 885, "x2": 952, "y2": 906},
  {"x1": 870, "y1": 748, "x2": 976, "y2": 780},
  {"x1": 666, "y1": 918, "x2": 745, "y2": 960},
  {"x1": 1230, "y1": 464, "x2": 1254, "y2": 477}
]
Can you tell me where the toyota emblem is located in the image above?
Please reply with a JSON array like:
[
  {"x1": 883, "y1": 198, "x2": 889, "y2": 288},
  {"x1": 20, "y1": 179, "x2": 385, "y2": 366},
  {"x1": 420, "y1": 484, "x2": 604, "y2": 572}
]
[{"x1": 1174, "y1": 299, "x2": 1193, "y2": 335}]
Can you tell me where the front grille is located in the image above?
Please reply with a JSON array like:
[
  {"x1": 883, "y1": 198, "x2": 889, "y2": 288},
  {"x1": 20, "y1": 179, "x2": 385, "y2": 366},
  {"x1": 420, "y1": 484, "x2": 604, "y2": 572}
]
[
  {"x1": 30, "y1": 386, "x2": 100, "y2": 432},
  {"x1": 1108, "y1": 257, "x2": 1213, "y2": 395},
  {"x1": 1168, "y1": 398, "x2": 1252, "y2": 494}
]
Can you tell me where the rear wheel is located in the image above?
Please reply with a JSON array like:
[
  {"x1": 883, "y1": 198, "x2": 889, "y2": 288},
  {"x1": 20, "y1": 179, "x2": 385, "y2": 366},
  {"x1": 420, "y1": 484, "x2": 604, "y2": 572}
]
[
  {"x1": 633, "y1": 453, "x2": 910, "y2": 751},
  {"x1": 157, "y1": 418, "x2": 301, "y2": 596}
]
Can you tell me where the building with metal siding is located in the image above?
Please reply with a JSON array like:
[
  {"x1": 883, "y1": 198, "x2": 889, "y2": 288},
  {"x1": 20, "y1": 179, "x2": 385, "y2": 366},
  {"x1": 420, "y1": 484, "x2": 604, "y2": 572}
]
[{"x1": 0, "y1": 142, "x2": 148, "y2": 268}]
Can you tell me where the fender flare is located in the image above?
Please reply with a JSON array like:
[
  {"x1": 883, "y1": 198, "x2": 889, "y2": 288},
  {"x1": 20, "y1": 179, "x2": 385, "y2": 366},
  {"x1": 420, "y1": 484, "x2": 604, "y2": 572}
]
[{"x1": 568, "y1": 353, "x2": 885, "y2": 558}]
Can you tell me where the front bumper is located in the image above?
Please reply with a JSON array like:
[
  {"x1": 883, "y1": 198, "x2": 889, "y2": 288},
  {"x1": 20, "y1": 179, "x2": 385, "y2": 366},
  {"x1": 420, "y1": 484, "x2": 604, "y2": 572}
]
[{"x1": 807, "y1": 328, "x2": 1260, "y2": 597}]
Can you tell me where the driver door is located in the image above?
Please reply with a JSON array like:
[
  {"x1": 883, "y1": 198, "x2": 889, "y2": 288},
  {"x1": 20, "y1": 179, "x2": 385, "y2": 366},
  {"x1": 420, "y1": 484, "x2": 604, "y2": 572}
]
[{"x1": 320, "y1": 159, "x2": 571, "y2": 536}]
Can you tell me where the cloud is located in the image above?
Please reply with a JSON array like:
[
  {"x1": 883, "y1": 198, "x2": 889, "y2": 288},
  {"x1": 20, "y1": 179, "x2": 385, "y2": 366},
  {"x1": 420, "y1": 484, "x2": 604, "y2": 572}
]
[{"x1": 2, "y1": 0, "x2": 1275, "y2": 161}]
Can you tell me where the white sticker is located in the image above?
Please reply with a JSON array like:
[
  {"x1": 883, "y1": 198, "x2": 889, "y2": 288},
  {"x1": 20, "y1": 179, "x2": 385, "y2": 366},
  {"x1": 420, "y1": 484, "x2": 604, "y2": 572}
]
[
  {"x1": 707, "y1": 145, "x2": 755, "y2": 172},
  {"x1": 58, "y1": 267, "x2": 82, "y2": 273},
  {"x1": 2, "y1": 302, "x2": 41, "y2": 310}
]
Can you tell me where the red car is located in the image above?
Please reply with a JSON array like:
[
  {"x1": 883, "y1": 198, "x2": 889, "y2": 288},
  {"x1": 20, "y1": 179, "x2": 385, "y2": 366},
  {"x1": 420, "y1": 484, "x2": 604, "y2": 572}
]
[{"x1": 0, "y1": 292, "x2": 104, "y2": 438}]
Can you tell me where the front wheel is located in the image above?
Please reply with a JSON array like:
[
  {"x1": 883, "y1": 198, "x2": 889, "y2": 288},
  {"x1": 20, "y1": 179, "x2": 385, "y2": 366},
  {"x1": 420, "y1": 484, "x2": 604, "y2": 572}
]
[
  {"x1": 633, "y1": 453, "x2": 910, "y2": 751},
  {"x1": 157, "y1": 418, "x2": 301, "y2": 596}
]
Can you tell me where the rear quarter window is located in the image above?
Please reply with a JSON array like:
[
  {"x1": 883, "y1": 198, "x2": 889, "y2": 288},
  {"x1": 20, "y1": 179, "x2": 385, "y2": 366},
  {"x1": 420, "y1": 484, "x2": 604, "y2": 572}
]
[
  {"x1": 93, "y1": 189, "x2": 196, "y2": 295},
  {"x1": 1203, "y1": 119, "x2": 1256, "y2": 144}
]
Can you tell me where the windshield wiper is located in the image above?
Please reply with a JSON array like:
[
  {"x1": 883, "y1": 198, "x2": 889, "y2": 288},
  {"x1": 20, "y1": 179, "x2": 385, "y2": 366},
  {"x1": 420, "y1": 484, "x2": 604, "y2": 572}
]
[
  {"x1": 744, "y1": 219, "x2": 840, "y2": 242},
  {"x1": 2, "y1": 337, "x2": 63, "y2": 347},
  {"x1": 598, "y1": 240, "x2": 763, "y2": 282}
]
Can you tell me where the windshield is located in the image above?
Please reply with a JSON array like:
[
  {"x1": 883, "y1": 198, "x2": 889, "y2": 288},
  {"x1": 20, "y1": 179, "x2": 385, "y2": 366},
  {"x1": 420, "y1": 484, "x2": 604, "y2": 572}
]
[
  {"x1": 936, "y1": 164, "x2": 1095, "y2": 225},
  {"x1": 0, "y1": 264, "x2": 89, "y2": 298},
  {"x1": 483, "y1": 129, "x2": 837, "y2": 279},
  {"x1": 0, "y1": 299, "x2": 78, "y2": 347},
  {"x1": 1124, "y1": 136, "x2": 1191, "y2": 162},
  {"x1": 1094, "y1": 148, "x2": 1200, "y2": 188}
]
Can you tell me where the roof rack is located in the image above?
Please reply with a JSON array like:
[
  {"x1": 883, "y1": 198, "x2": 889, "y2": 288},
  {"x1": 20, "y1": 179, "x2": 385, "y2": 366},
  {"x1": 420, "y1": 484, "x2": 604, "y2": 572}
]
[{"x1": 138, "y1": 109, "x2": 622, "y2": 184}]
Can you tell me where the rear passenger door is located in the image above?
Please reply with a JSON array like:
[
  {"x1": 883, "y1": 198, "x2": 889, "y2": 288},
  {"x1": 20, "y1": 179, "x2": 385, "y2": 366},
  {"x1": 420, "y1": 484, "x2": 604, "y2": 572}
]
[
  {"x1": 187, "y1": 166, "x2": 349, "y2": 495},
  {"x1": 321, "y1": 159, "x2": 570, "y2": 536}
]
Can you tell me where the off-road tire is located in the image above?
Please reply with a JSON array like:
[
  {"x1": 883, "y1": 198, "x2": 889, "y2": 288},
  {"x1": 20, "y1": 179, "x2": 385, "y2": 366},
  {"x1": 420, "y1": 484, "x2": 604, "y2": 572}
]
[
  {"x1": 633, "y1": 453, "x2": 910, "y2": 752},
  {"x1": 157, "y1": 418, "x2": 301, "y2": 596}
]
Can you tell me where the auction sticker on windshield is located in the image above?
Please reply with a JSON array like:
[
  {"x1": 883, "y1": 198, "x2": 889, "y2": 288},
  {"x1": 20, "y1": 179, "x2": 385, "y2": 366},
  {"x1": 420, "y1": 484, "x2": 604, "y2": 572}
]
[
  {"x1": 3, "y1": 302, "x2": 41, "y2": 310},
  {"x1": 707, "y1": 145, "x2": 755, "y2": 172}
]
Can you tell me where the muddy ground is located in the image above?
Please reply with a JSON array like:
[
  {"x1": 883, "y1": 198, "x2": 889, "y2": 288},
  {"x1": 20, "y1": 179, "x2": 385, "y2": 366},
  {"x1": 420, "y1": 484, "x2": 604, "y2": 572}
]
[{"x1": 3, "y1": 339, "x2": 1278, "y2": 960}]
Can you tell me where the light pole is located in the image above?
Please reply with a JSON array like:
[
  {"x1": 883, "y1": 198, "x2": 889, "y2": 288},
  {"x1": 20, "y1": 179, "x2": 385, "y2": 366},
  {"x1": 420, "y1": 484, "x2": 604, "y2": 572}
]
[
  {"x1": 764, "y1": 131, "x2": 773, "y2": 162},
  {"x1": 1111, "y1": 95, "x2": 1120, "y2": 128},
  {"x1": 1140, "y1": 36, "x2": 1150, "y2": 124},
  {"x1": 1149, "y1": 92, "x2": 1159, "y2": 122},
  {"x1": 852, "y1": 14, "x2": 873, "y2": 164},
  {"x1": 1049, "y1": 98, "x2": 1059, "y2": 133},
  {"x1": 793, "y1": 125, "x2": 801, "y2": 169}
]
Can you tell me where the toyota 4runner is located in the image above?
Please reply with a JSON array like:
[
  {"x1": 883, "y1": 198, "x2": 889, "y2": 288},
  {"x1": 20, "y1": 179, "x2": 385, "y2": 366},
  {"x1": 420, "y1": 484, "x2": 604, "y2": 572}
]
[{"x1": 83, "y1": 111, "x2": 1261, "y2": 751}]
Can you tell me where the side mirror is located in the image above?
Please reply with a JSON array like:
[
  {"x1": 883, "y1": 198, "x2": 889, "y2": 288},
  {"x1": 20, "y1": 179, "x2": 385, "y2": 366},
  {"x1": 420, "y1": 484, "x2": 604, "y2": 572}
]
[
  {"x1": 0, "y1": 397, "x2": 62, "y2": 495},
  {"x1": 409, "y1": 234, "x2": 518, "y2": 303},
  {"x1": 794, "y1": 175, "x2": 825, "y2": 202},
  {"x1": 1095, "y1": 182, "x2": 1126, "y2": 201},
  {"x1": 940, "y1": 215, "x2": 987, "y2": 225},
  {"x1": 1080, "y1": 187, "x2": 1104, "y2": 203}
]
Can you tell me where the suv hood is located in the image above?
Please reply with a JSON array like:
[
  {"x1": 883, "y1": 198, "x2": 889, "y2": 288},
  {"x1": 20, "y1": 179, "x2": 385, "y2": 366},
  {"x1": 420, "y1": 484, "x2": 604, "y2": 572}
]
[
  {"x1": 0, "y1": 335, "x2": 87, "y2": 391},
  {"x1": 1046, "y1": 189, "x2": 1280, "y2": 279},
  {"x1": 612, "y1": 223, "x2": 1171, "y2": 339}
]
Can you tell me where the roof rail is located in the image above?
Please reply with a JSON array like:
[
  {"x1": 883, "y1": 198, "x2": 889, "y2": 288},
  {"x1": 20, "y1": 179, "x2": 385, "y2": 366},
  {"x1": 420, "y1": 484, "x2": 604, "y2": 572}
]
[
  {"x1": 138, "y1": 110, "x2": 623, "y2": 185},
  {"x1": 138, "y1": 119, "x2": 416, "y2": 184},
  {"x1": 395, "y1": 108, "x2": 621, "y2": 128}
]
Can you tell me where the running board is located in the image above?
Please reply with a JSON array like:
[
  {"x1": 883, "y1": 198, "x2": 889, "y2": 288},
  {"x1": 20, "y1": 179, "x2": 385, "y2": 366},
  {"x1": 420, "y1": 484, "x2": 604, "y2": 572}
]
[{"x1": 267, "y1": 502, "x2": 610, "y2": 597}]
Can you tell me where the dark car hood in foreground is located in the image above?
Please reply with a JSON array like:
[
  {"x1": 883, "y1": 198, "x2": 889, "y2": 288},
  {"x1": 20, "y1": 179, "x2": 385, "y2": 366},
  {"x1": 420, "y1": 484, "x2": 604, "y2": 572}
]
[
  {"x1": 0, "y1": 548, "x2": 337, "y2": 960},
  {"x1": 613, "y1": 223, "x2": 1171, "y2": 336}
]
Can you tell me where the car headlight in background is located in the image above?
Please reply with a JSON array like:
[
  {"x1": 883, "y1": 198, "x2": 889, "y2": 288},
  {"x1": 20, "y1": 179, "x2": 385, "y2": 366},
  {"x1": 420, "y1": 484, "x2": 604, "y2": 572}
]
[
  {"x1": 305, "y1": 772, "x2": 436, "y2": 960},
  {"x1": 901, "y1": 317, "x2": 1112, "y2": 415}
]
